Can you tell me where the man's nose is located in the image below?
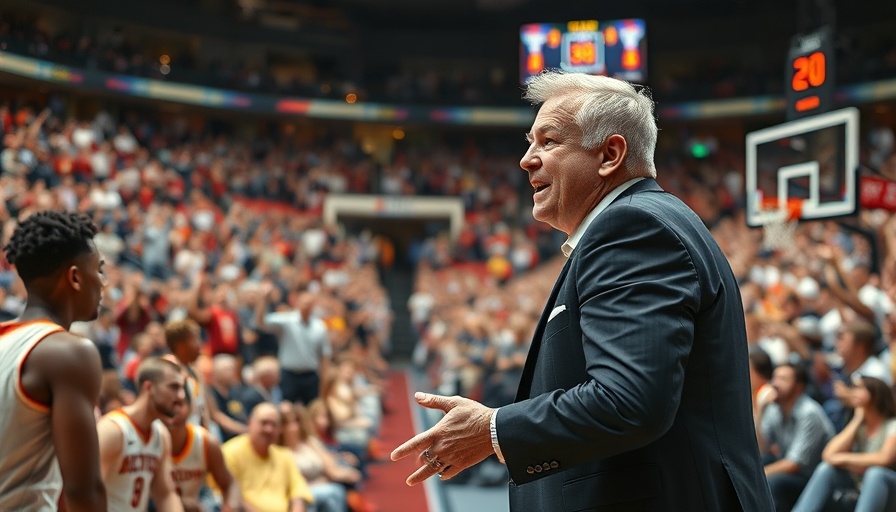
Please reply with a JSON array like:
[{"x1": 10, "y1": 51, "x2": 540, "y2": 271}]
[{"x1": 520, "y1": 147, "x2": 539, "y2": 171}]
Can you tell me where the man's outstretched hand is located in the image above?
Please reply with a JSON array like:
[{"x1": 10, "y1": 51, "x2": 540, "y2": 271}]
[{"x1": 390, "y1": 392, "x2": 497, "y2": 485}]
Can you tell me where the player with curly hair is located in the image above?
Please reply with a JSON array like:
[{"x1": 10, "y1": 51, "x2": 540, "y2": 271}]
[{"x1": 0, "y1": 210, "x2": 108, "y2": 512}]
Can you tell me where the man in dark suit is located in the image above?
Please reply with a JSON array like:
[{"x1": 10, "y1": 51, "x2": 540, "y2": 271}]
[{"x1": 391, "y1": 70, "x2": 774, "y2": 511}]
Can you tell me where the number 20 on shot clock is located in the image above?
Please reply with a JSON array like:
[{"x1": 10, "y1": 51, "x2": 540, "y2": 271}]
[{"x1": 785, "y1": 25, "x2": 835, "y2": 120}]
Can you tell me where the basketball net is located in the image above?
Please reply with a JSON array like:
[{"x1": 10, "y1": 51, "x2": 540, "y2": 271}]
[{"x1": 761, "y1": 200, "x2": 801, "y2": 251}]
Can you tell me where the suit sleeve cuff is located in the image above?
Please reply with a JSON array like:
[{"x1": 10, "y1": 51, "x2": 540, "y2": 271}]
[{"x1": 490, "y1": 408, "x2": 505, "y2": 464}]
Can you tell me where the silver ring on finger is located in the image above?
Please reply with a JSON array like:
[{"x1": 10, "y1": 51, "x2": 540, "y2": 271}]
[{"x1": 423, "y1": 449, "x2": 444, "y2": 469}]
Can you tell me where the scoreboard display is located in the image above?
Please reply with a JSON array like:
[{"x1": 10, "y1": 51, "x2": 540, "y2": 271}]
[
  {"x1": 785, "y1": 25, "x2": 835, "y2": 120},
  {"x1": 520, "y1": 19, "x2": 647, "y2": 85}
]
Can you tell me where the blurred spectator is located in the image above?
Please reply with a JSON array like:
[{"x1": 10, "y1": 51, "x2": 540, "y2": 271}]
[
  {"x1": 241, "y1": 356, "x2": 284, "y2": 413},
  {"x1": 88, "y1": 306, "x2": 120, "y2": 370},
  {"x1": 321, "y1": 359, "x2": 374, "y2": 463},
  {"x1": 210, "y1": 353, "x2": 251, "y2": 442},
  {"x1": 278, "y1": 402, "x2": 361, "y2": 512},
  {"x1": 756, "y1": 363, "x2": 836, "y2": 512},
  {"x1": 122, "y1": 332, "x2": 154, "y2": 385},
  {"x1": 792, "y1": 376, "x2": 896, "y2": 512},
  {"x1": 749, "y1": 345, "x2": 776, "y2": 416},
  {"x1": 824, "y1": 319, "x2": 893, "y2": 431},
  {"x1": 255, "y1": 287, "x2": 332, "y2": 405},
  {"x1": 222, "y1": 402, "x2": 313, "y2": 512},
  {"x1": 187, "y1": 272, "x2": 242, "y2": 359},
  {"x1": 114, "y1": 275, "x2": 156, "y2": 359}
]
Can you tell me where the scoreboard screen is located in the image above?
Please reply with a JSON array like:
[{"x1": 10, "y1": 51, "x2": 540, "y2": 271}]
[{"x1": 520, "y1": 19, "x2": 647, "y2": 85}]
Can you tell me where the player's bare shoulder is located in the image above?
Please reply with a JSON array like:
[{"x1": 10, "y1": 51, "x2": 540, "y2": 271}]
[{"x1": 23, "y1": 330, "x2": 103, "y2": 406}]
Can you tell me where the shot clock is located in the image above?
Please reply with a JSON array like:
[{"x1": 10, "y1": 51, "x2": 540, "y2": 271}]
[{"x1": 785, "y1": 25, "x2": 835, "y2": 120}]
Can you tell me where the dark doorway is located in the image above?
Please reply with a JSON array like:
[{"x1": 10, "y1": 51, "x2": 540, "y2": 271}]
[{"x1": 338, "y1": 215, "x2": 451, "y2": 360}]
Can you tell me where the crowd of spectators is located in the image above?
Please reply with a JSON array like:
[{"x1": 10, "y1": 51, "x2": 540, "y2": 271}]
[
  {"x1": 0, "y1": 101, "x2": 393, "y2": 511},
  {"x1": 3, "y1": 11, "x2": 896, "y2": 106}
]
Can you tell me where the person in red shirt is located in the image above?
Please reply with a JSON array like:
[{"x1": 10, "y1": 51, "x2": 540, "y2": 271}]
[
  {"x1": 114, "y1": 279, "x2": 155, "y2": 360},
  {"x1": 187, "y1": 272, "x2": 241, "y2": 358}
]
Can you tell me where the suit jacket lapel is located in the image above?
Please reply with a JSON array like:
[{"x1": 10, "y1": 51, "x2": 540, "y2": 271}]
[
  {"x1": 512, "y1": 180, "x2": 660, "y2": 402},
  {"x1": 514, "y1": 256, "x2": 573, "y2": 402}
]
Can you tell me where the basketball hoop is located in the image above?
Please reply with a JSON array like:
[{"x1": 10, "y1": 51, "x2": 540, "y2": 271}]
[{"x1": 761, "y1": 207, "x2": 799, "y2": 251}]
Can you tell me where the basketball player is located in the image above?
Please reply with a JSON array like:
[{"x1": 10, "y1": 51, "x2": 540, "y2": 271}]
[
  {"x1": 163, "y1": 318, "x2": 247, "y2": 437},
  {"x1": 163, "y1": 390, "x2": 242, "y2": 512},
  {"x1": 97, "y1": 357, "x2": 185, "y2": 511},
  {"x1": 0, "y1": 211, "x2": 107, "y2": 511}
]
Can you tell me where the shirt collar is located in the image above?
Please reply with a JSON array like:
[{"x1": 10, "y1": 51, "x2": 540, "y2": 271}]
[{"x1": 561, "y1": 177, "x2": 645, "y2": 258}]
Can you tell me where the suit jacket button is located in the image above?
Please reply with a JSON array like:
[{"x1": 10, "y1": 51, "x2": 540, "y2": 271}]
[
  {"x1": 542, "y1": 463, "x2": 551, "y2": 471},
  {"x1": 526, "y1": 466, "x2": 535, "y2": 474},
  {"x1": 534, "y1": 465, "x2": 543, "y2": 473},
  {"x1": 550, "y1": 461, "x2": 559, "y2": 469}
]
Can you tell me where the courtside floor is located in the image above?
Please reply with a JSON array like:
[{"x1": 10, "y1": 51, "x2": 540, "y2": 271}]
[{"x1": 409, "y1": 370, "x2": 509, "y2": 512}]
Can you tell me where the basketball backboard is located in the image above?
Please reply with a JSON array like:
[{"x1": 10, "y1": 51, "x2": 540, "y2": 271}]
[{"x1": 745, "y1": 107, "x2": 859, "y2": 227}]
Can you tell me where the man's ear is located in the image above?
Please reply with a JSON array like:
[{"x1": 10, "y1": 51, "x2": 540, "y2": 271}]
[
  {"x1": 597, "y1": 134, "x2": 627, "y2": 178},
  {"x1": 68, "y1": 265, "x2": 81, "y2": 291}
]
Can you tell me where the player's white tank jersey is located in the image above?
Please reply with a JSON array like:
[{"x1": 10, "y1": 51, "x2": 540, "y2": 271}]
[
  {"x1": 171, "y1": 423, "x2": 209, "y2": 502},
  {"x1": 186, "y1": 371, "x2": 207, "y2": 427},
  {"x1": 104, "y1": 410, "x2": 165, "y2": 511},
  {"x1": 163, "y1": 355, "x2": 206, "y2": 427},
  {"x1": 0, "y1": 320, "x2": 65, "y2": 511}
]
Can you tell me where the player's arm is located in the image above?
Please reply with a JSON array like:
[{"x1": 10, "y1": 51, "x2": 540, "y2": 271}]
[
  {"x1": 96, "y1": 414, "x2": 123, "y2": 479},
  {"x1": 41, "y1": 335, "x2": 108, "y2": 512},
  {"x1": 151, "y1": 428, "x2": 185, "y2": 512},
  {"x1": 205, "y1": 434, "x2": 241, "y2": 512}
]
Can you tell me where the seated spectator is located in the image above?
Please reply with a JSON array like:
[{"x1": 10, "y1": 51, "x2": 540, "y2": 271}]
[
  {"x1": 322, "y1": 362, "x2": 373, "y2": 456},
  {"x1": 241, "y1": 356, "x2": 284, "y2": 413},
  {"x1": 825, "y1": 319, "x2": 892, "y2": 430},
  {"x1": 792, "y1": 376, "x2": 896, "y2": 512},
  {"x1": 222, "y1": 402, "x2": 314, "y2": 512},
  {"x1": 210, "y1": 353, "x2": 250, "y2": 442},
  {"x1": 756, "y1": 363, "x2": 836, "y2": 512},
  {"x1": 307, "y1": 398, "x2": 362, "y2": 471},
  {"x1": 749, "y1": 344, "x2": 776, "y2": 415},
  {"x1": 481, "y1": 312, "x2": 528, "y2": 408},
  {"x1": 279, "y1": 402, "x2": 365, "y2": 512}
]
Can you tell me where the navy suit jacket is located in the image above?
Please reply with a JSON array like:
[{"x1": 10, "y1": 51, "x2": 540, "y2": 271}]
[{"x1": 497, "y1": 179, "x2": 773, "y2": 511}]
